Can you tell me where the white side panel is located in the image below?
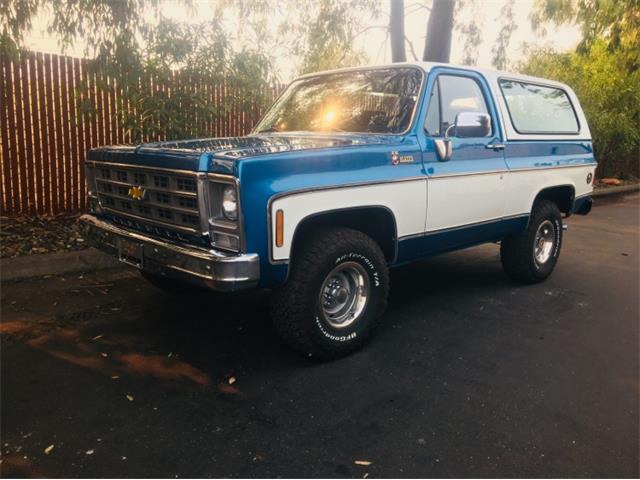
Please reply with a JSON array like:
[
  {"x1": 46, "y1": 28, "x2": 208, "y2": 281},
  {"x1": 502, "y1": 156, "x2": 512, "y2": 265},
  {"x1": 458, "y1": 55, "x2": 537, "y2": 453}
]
[
  {"x1": 270, "y1": 180, "x2": 427, "y2": 261},
  {"x1": 426, "y1": 173, "x2": 506, "y2": 231},
  {"x1": 504, "y1": 165, "x2": 596, "y2": 217}
]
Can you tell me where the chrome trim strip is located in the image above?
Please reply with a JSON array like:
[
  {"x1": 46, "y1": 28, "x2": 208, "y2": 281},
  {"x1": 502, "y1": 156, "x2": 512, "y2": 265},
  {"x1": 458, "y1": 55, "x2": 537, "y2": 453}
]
[
  {"x1": 429, "y1": 169, "x2": 507, "y2": 179},
  {"x1": 85, "y1": 160, "x2": 199, "y2": 177},
  {"x1": 508, "y1": 163, "x2": 597, "y2": 173}
]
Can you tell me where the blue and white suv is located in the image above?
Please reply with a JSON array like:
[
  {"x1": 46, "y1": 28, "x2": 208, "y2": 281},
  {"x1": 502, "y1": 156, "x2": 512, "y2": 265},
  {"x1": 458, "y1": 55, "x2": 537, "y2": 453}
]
[{"x1": 82, "y1": 63, "x2": 596, "y2": 358}]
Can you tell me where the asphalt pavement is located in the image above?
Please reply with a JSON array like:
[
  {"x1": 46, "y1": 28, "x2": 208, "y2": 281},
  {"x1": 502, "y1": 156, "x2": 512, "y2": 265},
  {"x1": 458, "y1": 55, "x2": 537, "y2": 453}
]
[{"x1": 1, "y1": 193, "x2": 638, "y2": 478}]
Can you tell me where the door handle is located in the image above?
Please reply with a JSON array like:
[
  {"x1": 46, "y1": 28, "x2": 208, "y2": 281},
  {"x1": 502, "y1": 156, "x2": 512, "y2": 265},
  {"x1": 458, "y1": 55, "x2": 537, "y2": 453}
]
[{"x1": 486, "y1": 143, "x2": 505, "y2": 150}]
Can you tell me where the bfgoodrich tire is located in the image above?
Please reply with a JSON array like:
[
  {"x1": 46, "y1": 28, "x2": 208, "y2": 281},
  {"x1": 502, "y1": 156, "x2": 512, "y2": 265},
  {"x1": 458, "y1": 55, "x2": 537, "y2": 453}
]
[
  {"x1": 271, "y1": 227, "x2": 389, "y2": 360},
  {"x1": 500, "y1": 200, "x2": 563, "y2": 284}
]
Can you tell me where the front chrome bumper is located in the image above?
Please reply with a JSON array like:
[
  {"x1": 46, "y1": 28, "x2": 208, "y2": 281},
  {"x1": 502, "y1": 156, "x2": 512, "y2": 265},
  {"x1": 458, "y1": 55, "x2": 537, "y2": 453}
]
[{"x1": 80, "y1": 214, "x2": 260, "y2": 291}]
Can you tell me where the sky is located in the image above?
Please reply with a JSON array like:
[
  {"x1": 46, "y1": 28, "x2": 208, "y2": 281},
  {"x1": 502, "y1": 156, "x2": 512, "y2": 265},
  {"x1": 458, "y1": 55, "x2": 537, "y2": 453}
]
[{"x1": 23, "y1": 0, "x2": 581, "y2": 81}]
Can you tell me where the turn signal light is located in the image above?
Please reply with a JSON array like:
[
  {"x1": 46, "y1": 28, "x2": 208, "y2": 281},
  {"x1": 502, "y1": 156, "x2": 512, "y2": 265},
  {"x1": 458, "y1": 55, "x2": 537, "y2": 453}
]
[{"x1": 275, "y1": 209, "x2": 284, "y2": 247}]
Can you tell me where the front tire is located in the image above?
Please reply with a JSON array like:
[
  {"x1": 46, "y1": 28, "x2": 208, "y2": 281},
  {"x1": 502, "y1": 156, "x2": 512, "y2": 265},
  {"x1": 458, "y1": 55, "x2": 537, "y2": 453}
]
[
  {"x1": 271, "y1": 227, "x2": 389, "y2": 359},
  {"x1": 500, "y1": 200, "x2": 563, "y2": 284}
]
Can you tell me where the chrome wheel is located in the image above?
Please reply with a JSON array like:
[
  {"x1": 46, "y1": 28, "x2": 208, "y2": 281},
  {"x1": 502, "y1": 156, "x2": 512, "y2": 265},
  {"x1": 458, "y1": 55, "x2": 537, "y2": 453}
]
[
  {"x1": 534, "y1": 220, "x2": 556, "y2": 265},
  {"x1": 319, "y1": 261, "x2": 370, "y2": 329}
]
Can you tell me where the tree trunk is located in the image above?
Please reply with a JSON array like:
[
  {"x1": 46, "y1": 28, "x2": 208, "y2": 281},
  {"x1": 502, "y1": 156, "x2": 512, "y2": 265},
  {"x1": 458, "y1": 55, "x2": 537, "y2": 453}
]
[
  {"x1": 422, "y1": 0, "x2": 455, "y2": 62},
  {"x1": 390, "y1": 0, "x2": 406, "y2": 62}
]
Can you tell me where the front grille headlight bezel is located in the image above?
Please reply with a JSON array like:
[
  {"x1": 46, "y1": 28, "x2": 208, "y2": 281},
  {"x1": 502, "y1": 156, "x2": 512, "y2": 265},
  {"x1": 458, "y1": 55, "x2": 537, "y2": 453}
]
[
  {"x1": 84, "y1": 164, "x2": 102, "y2": 214},
  {"x1": 206, "y1": 174, "x2": 243, "y2": 253}
]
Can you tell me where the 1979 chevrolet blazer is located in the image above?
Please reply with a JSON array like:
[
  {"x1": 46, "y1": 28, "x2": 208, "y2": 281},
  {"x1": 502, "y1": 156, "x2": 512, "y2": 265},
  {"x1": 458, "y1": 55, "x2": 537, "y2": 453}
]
[{"x1": 81, "y1": 63, "x2": 596, "y2": 358}]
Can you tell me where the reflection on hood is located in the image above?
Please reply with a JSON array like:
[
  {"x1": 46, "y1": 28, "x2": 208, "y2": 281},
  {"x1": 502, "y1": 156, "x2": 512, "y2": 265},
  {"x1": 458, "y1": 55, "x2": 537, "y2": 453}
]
[{"x1": 138, "y1": 133, "x2": 400, "y2": 159}]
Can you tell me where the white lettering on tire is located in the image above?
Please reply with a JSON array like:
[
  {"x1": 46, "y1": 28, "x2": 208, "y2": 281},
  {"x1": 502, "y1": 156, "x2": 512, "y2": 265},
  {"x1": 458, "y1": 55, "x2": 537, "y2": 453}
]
[{"x1": 315, "y1": 316, "x2": 357, "y2": 341}]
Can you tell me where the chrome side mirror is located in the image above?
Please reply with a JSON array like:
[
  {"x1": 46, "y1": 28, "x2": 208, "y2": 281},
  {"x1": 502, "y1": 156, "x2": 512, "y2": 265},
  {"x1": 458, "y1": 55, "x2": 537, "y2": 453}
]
[
  {"x1": 454, "y1": 112, "x2": 491, "y2": 138},
  {"x1": 434, "y1": 111, "x2": 491, "y2": 162}
]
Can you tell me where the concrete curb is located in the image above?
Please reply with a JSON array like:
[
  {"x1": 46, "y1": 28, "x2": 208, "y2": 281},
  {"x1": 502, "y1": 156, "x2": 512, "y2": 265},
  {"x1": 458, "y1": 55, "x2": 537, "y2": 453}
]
[
  {"x1": 593, "y1": 184, "x2": 640, "y2": 198},
  {"x1": 1, "y1": 248, "x2": 122, "y2": 282}
]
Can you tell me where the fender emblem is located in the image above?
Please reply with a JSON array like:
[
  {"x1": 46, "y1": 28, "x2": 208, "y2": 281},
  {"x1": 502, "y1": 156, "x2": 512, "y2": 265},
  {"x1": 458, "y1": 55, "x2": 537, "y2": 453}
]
[
  {"x1": 127, "y1": 185, "x2": 146, "y2": 201},
  {"x1": 390, "y1": 151, "x2": 414, "y2": 165}
]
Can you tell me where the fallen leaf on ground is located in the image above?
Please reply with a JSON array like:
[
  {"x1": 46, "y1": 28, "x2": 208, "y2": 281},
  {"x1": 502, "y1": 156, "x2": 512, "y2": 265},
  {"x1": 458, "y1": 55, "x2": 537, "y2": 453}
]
[
  {"x1": 228, "y1": 376, "x2": 237, "y2": 385},
  {"x1": 85, "y1": 450, "x2": 94, "y2": 455},
  {"x1": 44, "y1": 445, "x2": 54, "y2": 455},
  {"x1": 126, "y1": 394, "x2": 134, "y2": 401},
  {"x1": 355, "y1": 460, "x2": 372, "y2": 466},
  {"x1": 92, "y1": 334, "x2": 104, "y2": 340},
  {"x1": 218, "y1": 382, "x2": 241, "y2": 395},
  {"x1": 100, "y1": 353, "x2": 108, "y2": 357}
]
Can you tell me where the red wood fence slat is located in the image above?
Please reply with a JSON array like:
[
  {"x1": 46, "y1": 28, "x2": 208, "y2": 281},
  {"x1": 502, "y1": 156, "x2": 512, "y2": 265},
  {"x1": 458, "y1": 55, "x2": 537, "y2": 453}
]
[
  {"x1": 37, "y1": 53, "x2": 52, "y2": 215},
  {"x1": 29, "y1": 53, "x2": 44, "y2": 215},
  {"x1": 1, "y1": 57, "x2": 13, "y2": 215},
  {"x1": 1, "y1": 51, "x2": 283, "y2": 218}
]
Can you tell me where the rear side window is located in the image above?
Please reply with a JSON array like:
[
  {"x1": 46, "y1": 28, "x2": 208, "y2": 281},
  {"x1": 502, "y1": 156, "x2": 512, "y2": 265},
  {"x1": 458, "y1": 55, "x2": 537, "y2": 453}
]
[{"x1": 499, "y1": 80, "x2": 579, "y2": 134}]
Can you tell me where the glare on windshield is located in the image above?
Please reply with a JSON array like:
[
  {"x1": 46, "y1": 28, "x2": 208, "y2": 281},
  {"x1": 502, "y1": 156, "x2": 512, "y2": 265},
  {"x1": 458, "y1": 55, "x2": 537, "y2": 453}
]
[{"x1": 254, "y1": 67, "x2": 423, "y2": 135}]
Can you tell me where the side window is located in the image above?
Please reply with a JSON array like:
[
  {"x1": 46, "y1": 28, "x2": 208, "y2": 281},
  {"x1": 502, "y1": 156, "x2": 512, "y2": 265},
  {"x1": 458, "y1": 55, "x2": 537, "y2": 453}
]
[
  {"x1": 440, "y1": 75, "x2": 490, "y2": 135},
  {"x1": 424, "y1": 75, "x2": 491, "y2": 137},
  {"x1": 499, "y1": 80, "x2": 579, "y2": 134}
]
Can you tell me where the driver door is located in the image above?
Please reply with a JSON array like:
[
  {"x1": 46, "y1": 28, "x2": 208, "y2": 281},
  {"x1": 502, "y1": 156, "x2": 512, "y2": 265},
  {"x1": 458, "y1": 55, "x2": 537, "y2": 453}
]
[{"x1": 422, "y1": 70, "x2": 509, "y2": 253}]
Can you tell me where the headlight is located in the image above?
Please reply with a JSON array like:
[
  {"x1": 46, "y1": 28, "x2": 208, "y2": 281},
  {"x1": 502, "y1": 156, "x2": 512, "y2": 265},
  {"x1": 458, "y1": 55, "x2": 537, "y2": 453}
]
[
  {"x1": 222, "y1": 185, "x2": 238, "y2": 221},
  {"x1": 207, "y1": 178, "x2": 241, "y2": 252}
]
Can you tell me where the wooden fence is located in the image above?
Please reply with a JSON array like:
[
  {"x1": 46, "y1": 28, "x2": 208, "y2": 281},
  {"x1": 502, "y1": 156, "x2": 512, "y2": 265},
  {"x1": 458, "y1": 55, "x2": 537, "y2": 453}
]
[{"x1": 0, "y1": 52, "x2": 282, "y2": 217}]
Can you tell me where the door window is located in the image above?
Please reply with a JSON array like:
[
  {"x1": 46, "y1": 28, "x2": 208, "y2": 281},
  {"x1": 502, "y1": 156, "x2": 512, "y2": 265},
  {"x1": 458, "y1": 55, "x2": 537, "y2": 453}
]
[{"x1": 424, "y1": 74, "x2": 491, "y2": 136}]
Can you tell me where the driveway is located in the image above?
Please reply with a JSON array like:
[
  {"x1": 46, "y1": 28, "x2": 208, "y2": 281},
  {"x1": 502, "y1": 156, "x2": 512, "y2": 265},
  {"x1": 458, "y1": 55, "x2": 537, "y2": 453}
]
[{"x1": 1, "y1": 194, "x2": 638, "y2": 478}]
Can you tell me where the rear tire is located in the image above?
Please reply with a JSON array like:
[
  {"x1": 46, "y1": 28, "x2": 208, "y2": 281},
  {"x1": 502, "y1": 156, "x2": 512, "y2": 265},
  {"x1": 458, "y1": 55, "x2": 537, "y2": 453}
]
[
  {"x1": 500, "y1": 200, "x2": 563, "y2": 284},
  {"x1": 271, "y1": 227, "x2": 389, "y2": 360}
]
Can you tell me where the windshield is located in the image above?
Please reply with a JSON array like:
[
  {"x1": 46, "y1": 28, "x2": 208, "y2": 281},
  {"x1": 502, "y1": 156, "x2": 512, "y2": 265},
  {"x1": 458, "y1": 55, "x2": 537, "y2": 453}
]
[{"x1": 253, "y1": 67, "x2": 423, "y2": 135}]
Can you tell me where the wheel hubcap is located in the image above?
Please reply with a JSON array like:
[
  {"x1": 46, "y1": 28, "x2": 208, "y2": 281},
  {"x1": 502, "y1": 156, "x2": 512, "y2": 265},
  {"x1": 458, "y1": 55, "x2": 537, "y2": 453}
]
[
  {"x1": 534, "y1": 220, "x2": 556, "y2": 264},
  {"x1": 319, "y1": 262, "x2": 370, "y2": 329}
]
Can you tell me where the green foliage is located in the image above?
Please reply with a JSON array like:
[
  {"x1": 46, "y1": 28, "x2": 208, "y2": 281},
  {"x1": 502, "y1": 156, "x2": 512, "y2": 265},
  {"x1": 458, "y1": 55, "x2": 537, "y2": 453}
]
[
  {"x1": 2, "y1": 0, "x2": 377, "y2": 141},
  {"x1": 530, "y1": 0, "x2": 640, "y2": 71},
  {"x1": 286, "y1": 0, "x2": 378, "y2": 74},
  {"x1": 519, "y1": 40, "x2": 640, "y2": 178},
  {"x1": 85, "y1": 17, "x2": 278, "y2": 142}
]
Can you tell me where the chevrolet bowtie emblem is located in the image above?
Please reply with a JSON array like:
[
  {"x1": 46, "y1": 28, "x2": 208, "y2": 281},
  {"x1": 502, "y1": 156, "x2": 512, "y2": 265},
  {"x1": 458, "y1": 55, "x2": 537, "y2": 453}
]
[{"x1": 127, "y1": 185, "x2": 146, "y2": 201}]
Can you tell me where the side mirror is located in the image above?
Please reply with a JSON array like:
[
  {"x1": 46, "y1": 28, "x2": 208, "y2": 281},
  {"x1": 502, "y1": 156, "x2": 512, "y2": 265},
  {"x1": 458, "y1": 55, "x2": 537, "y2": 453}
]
[
  {"x1": 453, "y1": 112, "x2": 491, "y2": 138},
  {"x1": 434, "y1": 111, "x2": 492, "y2": 161}
]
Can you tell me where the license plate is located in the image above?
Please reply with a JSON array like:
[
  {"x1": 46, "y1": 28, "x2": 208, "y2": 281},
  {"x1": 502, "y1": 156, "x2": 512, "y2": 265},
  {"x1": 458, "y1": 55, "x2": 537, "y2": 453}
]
[{"x1": 118, "y1": 238, "x2": 143, "y2": 268}]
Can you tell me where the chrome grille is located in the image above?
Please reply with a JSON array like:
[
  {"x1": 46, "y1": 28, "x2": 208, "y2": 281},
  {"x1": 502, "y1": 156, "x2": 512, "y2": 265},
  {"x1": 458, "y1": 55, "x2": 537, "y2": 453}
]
[{"x1": 89, "y1": 163, "x2": 203, "y2": 234}]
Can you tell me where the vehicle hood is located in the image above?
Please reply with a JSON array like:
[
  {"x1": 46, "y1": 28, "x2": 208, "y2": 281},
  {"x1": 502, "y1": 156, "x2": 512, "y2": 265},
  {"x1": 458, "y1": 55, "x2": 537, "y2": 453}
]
[{"x1": 86, "y1": 133, "x2": 404, "y2": 173}]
